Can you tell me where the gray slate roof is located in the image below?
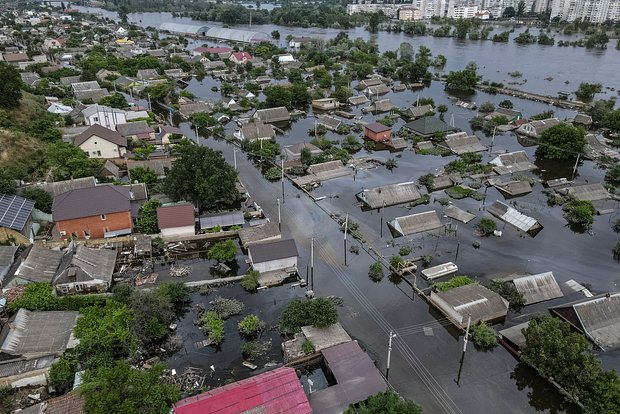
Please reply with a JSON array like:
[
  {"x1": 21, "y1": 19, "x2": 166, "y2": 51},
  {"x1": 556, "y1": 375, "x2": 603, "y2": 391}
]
[
  {"x1": 52, "y1": 186, "x2": 131, "y2": 222},
  {"x1": 199, "y1": 212, "x2": 244, "y2": 229},
  {"x1": 33, "y1": 177, "x2": 97, "y2": 197},
  {"x1": 356, "y1": 182, "x2": 421, "y2": 209},
  {"x1": 238, "y1": 222, "x2": 281, "y2": 248},
  {"x1": 487, "y1": 200, "x2": 542, "y2": 234},
  {"x1": 445, "y1": 132, "x2": 487, "y2": 154},
  {"x1": 0, "y1": 194, "x2": 35, "y2": 232},
  {"x1": 116, "y1": 121, "x2": 154, "y2": 137},
  {"x1": 558, "y1": 183, "x2": 609, "y2": 201},
  {"x1": 54, "y1": 245, "x2": 117, "y2": 286},
  {"x1": 254, "y1": 107, "x2": 290, "y2": 124},
  {"x1": 13, "y1": 246, "x2": 64, "y2": 283},
  {"x1": 550, "y1": 292, "x2": 620, "y2": 351},
  {"x1": 0, "y1": 309, "x2": 79, "y2": 357},
  {"x1": 388, "y1": 210, "x2": 442, "y2": 237},
  {"x1": 0, "y1": 246, "x2": 18, "y2": 268},
  {"x1": 506, "y1": 272, "x2": 563, "y2": 304},
  {"x1": 249, "y1": 239, "x2": 297, "y2": 263}
]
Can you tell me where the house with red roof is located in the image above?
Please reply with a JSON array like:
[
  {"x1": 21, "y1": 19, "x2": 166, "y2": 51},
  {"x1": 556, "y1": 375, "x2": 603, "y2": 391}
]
[
  {"x1": 173, "y1": 367, "x2": 312, "y2": 414},
  {"x1": 229, "y1": 51, "x2": 252, "y2": 65}
]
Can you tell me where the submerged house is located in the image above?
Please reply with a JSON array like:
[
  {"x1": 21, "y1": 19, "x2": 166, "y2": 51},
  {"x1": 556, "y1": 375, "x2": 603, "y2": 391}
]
[
  {"x1": 429, "y1": 283, "x2": 509, "y2": 329},
  {"x1": 248, "y1": 239, "x2": 298, "y2": 274},
  {"x1": 356, "y1": 182, "x2": 421, "y2": 209},
  {"x1": 387, "y1": 211, "x2": 443, "y2": 237},
  {"x1": 487, "y1": 200, "x2": 543, "y2": 236},
  {"x1": 549, "y1": 292, "x2": 620, "y2": 351},
  {"x1": 502, "y1": 272, "x2": 564, "y2": 305},
  {"x1": 254, "y1": 107, "x2": 291, "y2": 124}
]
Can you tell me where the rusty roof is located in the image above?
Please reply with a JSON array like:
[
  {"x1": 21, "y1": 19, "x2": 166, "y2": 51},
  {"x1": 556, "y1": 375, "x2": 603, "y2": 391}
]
[{"x1": 156, "y1": 203, "x2": 195, "y2": 229}]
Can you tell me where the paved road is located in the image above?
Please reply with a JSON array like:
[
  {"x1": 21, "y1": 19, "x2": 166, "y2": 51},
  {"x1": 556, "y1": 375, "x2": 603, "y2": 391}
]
[{"x1": 195, "y1": 134, "x2": 576, "y2": 414}]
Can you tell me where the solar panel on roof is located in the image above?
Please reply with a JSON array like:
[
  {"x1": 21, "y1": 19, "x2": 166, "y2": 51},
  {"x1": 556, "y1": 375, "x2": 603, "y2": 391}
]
[{"x1": 0, "y1": 194, "x2": 35, "y2": 232}]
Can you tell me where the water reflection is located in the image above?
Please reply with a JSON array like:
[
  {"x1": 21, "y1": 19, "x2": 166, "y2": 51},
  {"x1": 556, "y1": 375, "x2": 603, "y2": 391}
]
[{"x1": 511, "y1": 363, "x2": 581, "y2": 414}]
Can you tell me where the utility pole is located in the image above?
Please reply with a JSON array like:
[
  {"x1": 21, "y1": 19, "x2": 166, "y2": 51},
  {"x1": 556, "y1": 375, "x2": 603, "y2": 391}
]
[
  {"x1": 310, "y1": 237, "x2": 314, "y2": 291},
  {"x1": 456, "y1": 315, "x2": 471, "y2": 386},
  {"x1": 344, "y1": 214, "x2": 348, "y2": 266},
  {"x1": 380, "y1": 200, "x2": 385, "y2": 238},
  {"x1": 233, "y1": 148, "x2": 238, "y2": 170},
  {"x1": 489, "y1": 126, "x2": 497, "y2": 153},
  {"x1": 386, "y1": 330, "x2": 395, "y2": 380},
  {"x1": 147, "y1": 93, "x2": 152, "y2": 112},
  {"x1": 572, "y1": 153, "x2": 580, "y2": 181},
  {"x1": 281, "y1": 157, "x2": 285, "y2": 203},
  {"x1": 194, "y1": 124, "x2": 199, "y2": 144},
  {"x1": 277, "y1": 198, "x2": 281, "y2": 231}
]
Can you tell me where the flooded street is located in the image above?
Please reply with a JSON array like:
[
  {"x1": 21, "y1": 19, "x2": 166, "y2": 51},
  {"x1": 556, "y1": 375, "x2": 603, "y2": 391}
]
[{"x1": 73, "y1": 6, "x2": 620, "y2": 412}]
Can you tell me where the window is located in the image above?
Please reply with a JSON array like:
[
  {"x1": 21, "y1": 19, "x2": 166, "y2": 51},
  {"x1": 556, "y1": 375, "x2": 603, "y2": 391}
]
[
  {"x1": 83, "y1": 230, "x2": 90, "y2": 238},
  {"x1": 101, "y1": 214, "x2": 107, "y2": 220},
  {"x1": 94, "y1": 141, "x2": 97, "y2": 145},
  {"x1": 84, "y1": 151, "x2": 89, "y2": 157},
  {"x1": 93, "y1": 117, "x2": 98, "y2": 122},
  {"x1": 75, "y1": 284, "x2": 83, "y2": 292},
  {"x1": 71, "y1": 232, "x2": 77, "y2": 238},
  {"x1": 60, "y1": 285, "x2": 69, "y2": 294},
  {"x1": 59, "y1": 230, "x2": 67, "y2": 236}
]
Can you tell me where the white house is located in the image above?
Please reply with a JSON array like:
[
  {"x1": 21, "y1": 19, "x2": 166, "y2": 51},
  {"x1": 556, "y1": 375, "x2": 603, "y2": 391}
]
[
  {"x1": 73, "y1": 124, "x2": 127, "y2": 159},
  {"x1": 156, "y1": 203, "x2": 196, "y2": 239},
  {"x1": 516, "y1": 118, "x2": 562, "y2": 139},
  {"x1": 82, "y1": 105, "x2": 127, "y2": 130},
  {"x1": 116, "y1": 27, "x2": 127, "y2": 37},
  {"x1": 248, "y1": 239, "x2": 298, "y2": 274}
]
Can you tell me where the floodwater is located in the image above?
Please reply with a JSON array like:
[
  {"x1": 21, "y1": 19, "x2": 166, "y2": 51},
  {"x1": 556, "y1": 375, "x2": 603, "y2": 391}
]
[{"x1": 78, "y1": 6, "x2": 620, "y2": 98}]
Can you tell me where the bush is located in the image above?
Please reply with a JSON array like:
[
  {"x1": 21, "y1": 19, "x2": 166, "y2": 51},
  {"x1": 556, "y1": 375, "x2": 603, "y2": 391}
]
[
  {"x1": 613, "y1": 242, "x2": 620, "y2": 260},
  {"x1": 207, "y1": 239, "x2": 237, "y2": 263},
  {"x1": 302, "y1": 339, "x2": 316, "y2": 354},
  {"x1": 478, "y1": 102, "x2": 495, "y2": 113},
  {"x1": 399, "y1": 245, "x2": 412, "y2": 256},
  {"x1": 435, "y1": 276, "x2": 474, "y2": 292},
  {"x1": 238, "y1": 314, "x2": 265, "y2": 336},
  {"x1": 422, "y1": 255, "x2": 433, "y2": 266},
  {"x1": 368, "y1": 262, "x2": 384, "y2": 282},
  {"x1": 389, "y1": 255, "x2": 405, "y2": 272},
  {"x1": 49, "y1": 354, "x2": 78, "y2": 393},
  {"x1": 476, "y1": 218, "x2": 497, "y2": 236},
  {"x1": 241, "y1": 270, "x2": 260, "y2": 291},
  {"x1": 471, "y1": 323, "x2": 498, "y2": 349},
  {"x1": 280, "y1": 297, "x2": 338, "y2": 333},
  {"x1": 562, "y1": 200, "x2": 595, "y2": 227},
  {"x1": 210, "y1": 296, "x2": 244, "y2": 319},
  {"x1": 6, "y1": 282, "x2": 107, "y2": 313},
  {"x1": 200, "y1": 311, "x2": 224, "y2": 345},
  {"x1": 264, "y1": 166, "x2": 281, "y2": 181},
  {"x1": 488, "y1": 280, "x2": 525, "y2": 309}
]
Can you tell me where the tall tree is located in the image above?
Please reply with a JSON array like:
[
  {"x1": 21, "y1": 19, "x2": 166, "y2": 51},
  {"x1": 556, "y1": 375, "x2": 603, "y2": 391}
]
[
  {"x1": 536, "y1": 124, "x2": 586, "y2": 160},
  {"x1": 46, "y1": 142, "x2": 95, "y2": 181},
  {"x1": 345, "y1": 391, "x2": 422, "y2": 414},
  {"x1": 163, "y1": 142, "x2": 238, "y2": 210},
  {"x1": 0, "y1": 62, "x2": 23, "y2": 109}
]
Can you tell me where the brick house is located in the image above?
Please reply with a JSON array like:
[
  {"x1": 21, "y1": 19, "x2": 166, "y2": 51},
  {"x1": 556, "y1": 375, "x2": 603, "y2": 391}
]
[
  {"x1": 364, "y1": 122, "x2": 392, "y2": 142},
  {"x1": 52, "y1": 186, "x2": 133, "y2": 239}
]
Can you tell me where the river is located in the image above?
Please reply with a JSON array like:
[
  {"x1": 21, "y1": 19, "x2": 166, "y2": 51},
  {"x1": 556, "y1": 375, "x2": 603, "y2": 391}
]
[{"x1": 77, "y1": 6, "x2": 619, "y2": 99}]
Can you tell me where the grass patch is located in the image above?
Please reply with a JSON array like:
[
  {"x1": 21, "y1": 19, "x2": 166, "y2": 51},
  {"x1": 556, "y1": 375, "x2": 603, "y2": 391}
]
[
  {"x1": 434, "y1": 276, "x2": 474, "y2": 292},
  {"x1": 445, "y1": 186, "x2": 484, "y2": 201}
]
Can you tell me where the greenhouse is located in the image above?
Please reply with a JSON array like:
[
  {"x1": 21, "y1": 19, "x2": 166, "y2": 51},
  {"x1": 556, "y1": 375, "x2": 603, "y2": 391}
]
[{"x1": 158, "y1": 23, "x2": 269, "y2": 43}]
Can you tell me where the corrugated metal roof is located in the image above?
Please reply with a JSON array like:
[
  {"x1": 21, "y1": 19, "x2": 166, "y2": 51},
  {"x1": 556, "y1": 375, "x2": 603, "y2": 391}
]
[
  {"x1": 510, "y1": 272, "x2": 563, "y2": 304},
  {"x1": 14, "y1": 246, "x2": 64, "y2": 284},
  {"x1": 159, "y1": 22, "x2": 208, "y2": 35},
  {"x1": 0, "y1": 355, "x2": 56, "y2": 378},
  {"x1": 53, "y1": 245, "x2": 117, "y2": 286},
  {"x1": 559, "y1": 183, "x2": 609, "y2": 201},
  {"x1": 205, "y1": 27, "x2": 270, "y2": 43},
  {"x1": 444, "y1": 205, "x2": 476, "y2": 223},
  {"x1": 173, "y1": 367, "x2": 311, "y2": 414},
  {"x1": 493, "y1": 180, "x2": 532, "y2": 197},
  {"x1": 249, "y1": 239, "x2": 297, "y2": 264},
  {"x1": 254, "y1": 107, "x2": 290, "y2": 124},
  {"x1": 199, "y1": 211, "x2": 244, "y2": 229},
  {"x1": 498, "y1": 321, "x2": 530, "y2": 349},
  {"x1": 388, "y1": 211, "x2": 442, "y2": 237},
  {"x1": 356, "y1": 181, "x2": 421, "y2": 209},
  {"x1": 487, "y1": 201, "x2": 542, "y2": 234},
  {"x1": 0, "y1": 194, "x2": 34, "y2": 232},
  {"x1": 445, "y1": 132, "x2": 487, "y2": 154},
  {"x1": 238, "y1": 222, "x2": 281, "y2": 248}
]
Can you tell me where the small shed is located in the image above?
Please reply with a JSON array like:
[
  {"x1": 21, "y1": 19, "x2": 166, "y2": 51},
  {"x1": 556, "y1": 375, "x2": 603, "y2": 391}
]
[
  {"x1": 387, "y1": 211, "x2": 442, "y2": 237},
  {"x1": 356, "y1": 182, "x2": 421, "y2": 209},
  {"x1": 317, "y1": 115, "x2": 342, "y2": 131},
  {"x1": 499, "y1": 321, "x2": 530, "y2": 354},
  {"x1": 347, "y1": 95, "x2": 370, "y2": 106},
  {"x1": 403, "y1": 104, "x2": 434, "y2": 119},
  {"x1": 429, "y1": 283, "x2": 509, "y2": 329},
  {"x1": 157, "y1": 203, "x2": 196, "y2": 238},
  {"x1": 502, "y1": 272, "x2": 563, "y2": 305},
  {"x1": 199, "y1": 211, "x2": 244, "y2": 230},
  {"x1": 248, "y1": 239, "x2": 298, "y2": 274}
]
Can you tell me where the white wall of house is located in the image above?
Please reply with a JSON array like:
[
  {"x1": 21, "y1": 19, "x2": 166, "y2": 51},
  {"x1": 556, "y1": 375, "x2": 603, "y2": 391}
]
[
  {"x1": 160, "y1": 225, "x2": 195, "y2": 239},
  {"x1": 251, "y1": 256, "x2": 297, "y2": 273},
  {"x1": 78, "y1": 136, "x2": 125, "y2": 159},
  {"x1": 85, "y1": 111, "x2": 127, "y2": 130}
]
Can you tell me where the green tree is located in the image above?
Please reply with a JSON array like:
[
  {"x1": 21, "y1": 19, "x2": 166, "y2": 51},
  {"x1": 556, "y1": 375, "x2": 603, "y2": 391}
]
[
  {"x1": 137, "y1": 199, "x2": 161, "y2": 234},
  {"x1": 81, "y1": 361, "x2": 179, "y2": 414},
  {"x1": 129, "y1": 167, "x2": 158, "y2": 185},
  {"x1": 47, "y1": 141, "x2": 95, "y2": 181},
  {"x1": 562, "y1": 199, "x2": 595, "y2": 227},
  {"x1": 0, "y1": 171, "x2": 16, "y2": 195},
  {"x1": 49, "y1": 354, "x2": 78, "y2": 393},
  {"x1": 502, "y1": 6, "x2": 516, "y2": 18},
  {"x1": 238, "y1": 314, "x2": 265, "y2": 335},
  {"x1": 189, "y1": 112, "x2": 217, "y2": 128},
  {"x1": 435, "y1": 276, "x2": 474, "y2": 292},
  {"x1": 22, "y1": 187, "x2": 53, "y2": 213},
  {"x1": 368, "y1": 262, "x2": 384, "y2": 282},
  {"x1": 207, "y1": 239, "x2": 237, "y2": 263},
  {"x1": 99, "y1": 92, "x2": 128, "y2": 109},
  {"x1": 606, "y1": 109, "x2": 620, "y2": 132},
  {"x1": 445, "y1": 68, "x2": 479, "y2": 93},
  {"x1": 332, "y1": 86, "x2": 353, "y2": 103},
  {"x1": 576, "y1": 82, "x2": 602, "y2": 101},
  {"x1": 488, "y1": 280, "x2": 525, "y2": 309},
  {"x1": 164, "y1": 142, "x2": 238, "y2": 210},
  {"x1": 471, "y1": 323, "x2": 498, "y2": 349},
  {"x1": 280, "y1": 297, "x2": 338, "y2": 333},
  {"x1": 476, "y1": 218, "x2": 497, "y2": 236},
  {"x1": 0, "y1": 62, "x2": 22, "y2": 109},
  {"x1": 536, "y1": 124, "x2": 586, "y2": 160},
  {"x1": 368, "y1": 12, "x2": 381, "y2": 33},
  {"x1": 241, "y1": 270, "x2": 260, "y2": 291},
  {"x1": 271, "y1": 30, "x2": 280, "y2": 40},
  {"x1": 144, "y1": 82, "x2": 173, "y2": 102},
  {"x1": 345, "y1": 390, "x2": 422, "y2": 414},
  {"x1": 516, "y1": 0, "x2": 526, "y2": 16},
  {"x1": 499, "y1": 99, "x2": 513, "y2": 109}
]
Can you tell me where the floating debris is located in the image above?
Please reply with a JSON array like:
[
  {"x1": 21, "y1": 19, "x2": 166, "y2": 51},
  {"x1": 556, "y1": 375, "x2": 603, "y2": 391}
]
[{"x1": 170, "y1": 265, "x2": 191, "y2": 278}]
